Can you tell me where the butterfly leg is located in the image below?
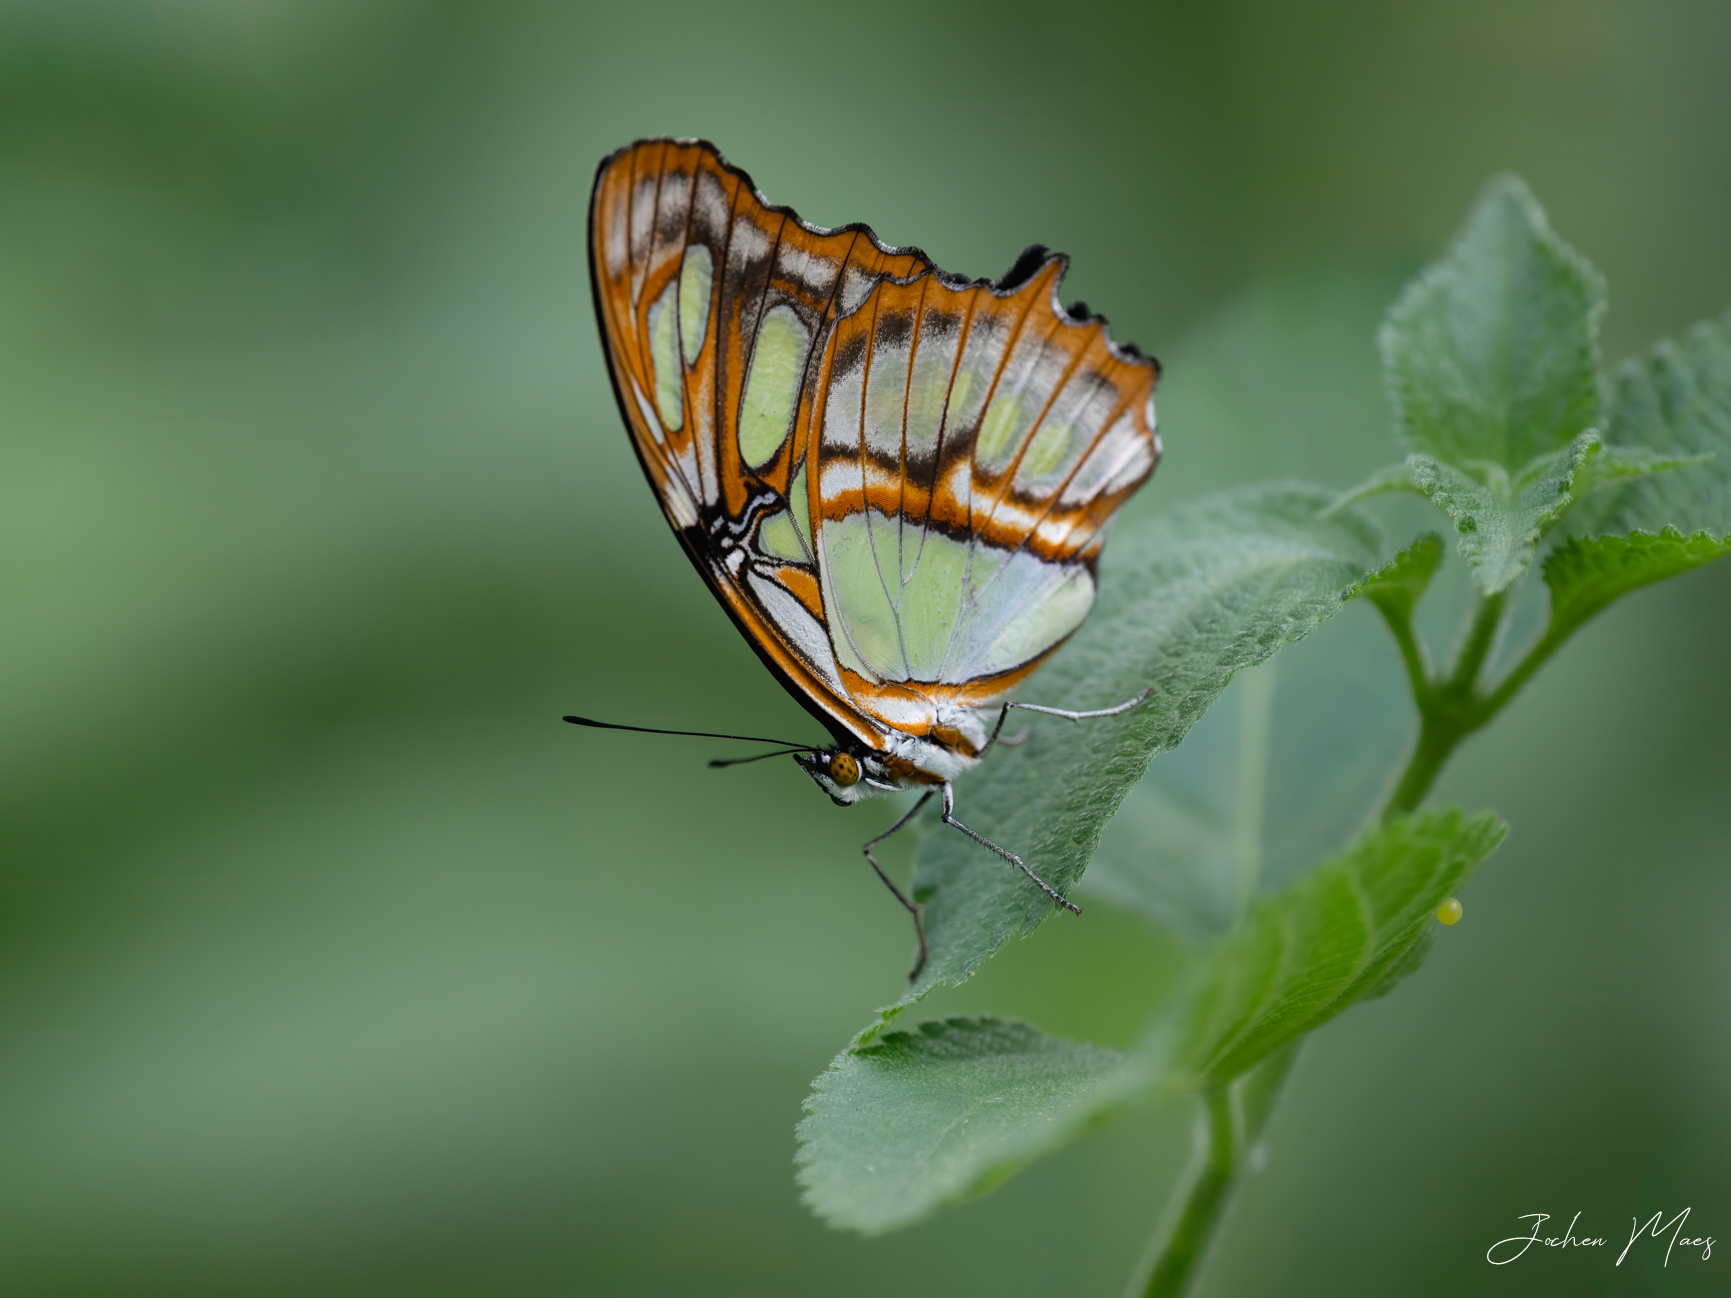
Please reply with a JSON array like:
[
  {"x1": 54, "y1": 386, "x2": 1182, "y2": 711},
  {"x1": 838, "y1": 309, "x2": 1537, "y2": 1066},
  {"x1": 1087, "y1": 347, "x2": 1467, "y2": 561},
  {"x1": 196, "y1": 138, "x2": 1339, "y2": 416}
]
[
  {"x1": 1005, "y1": 685, "x2": 1153, "y2": 724},
  {"x1": 975, "y1": 705, "x2": 1029, "y2": 760},
  {"x1": 862, "y1": 791, "x2": 935, "y2": 980},
  {"x1": 977, "y1": 686, "x2": 1151, "y2": 759},
  {"x1": 940, "y1": 781, "x2": 1082, "y2": 916}
]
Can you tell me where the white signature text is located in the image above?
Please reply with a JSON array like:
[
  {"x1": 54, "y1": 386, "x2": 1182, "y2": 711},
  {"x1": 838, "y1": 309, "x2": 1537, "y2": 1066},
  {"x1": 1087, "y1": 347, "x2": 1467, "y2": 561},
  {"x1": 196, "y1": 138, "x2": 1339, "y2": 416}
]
[{"x1": 1487, "y1": 1210, "x2": 1713, "y2": 1266}]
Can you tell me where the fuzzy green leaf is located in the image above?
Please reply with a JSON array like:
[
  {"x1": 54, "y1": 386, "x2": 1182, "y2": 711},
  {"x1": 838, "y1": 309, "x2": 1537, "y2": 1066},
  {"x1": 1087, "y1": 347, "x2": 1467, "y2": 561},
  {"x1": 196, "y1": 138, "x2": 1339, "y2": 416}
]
[
  {"x1": 799, "y1": 812, "x2": 1502, "y2": 1235},
  {"x1": 1081, "y1": 774, "x2": 1242, "y2": 941},
  {"x1": 796, "y1": 1017, "x2": 1156, "y2": 1235},
  {"x1": 890, "y1": 486, "x2": 1382, "y2": 1009},
  {"x1": 1393, "y1": 432, "x2": 1596, "y2": 593},
  {"x1": 1173, "y1": 809, "x2": 1506, "y2": 1083},
  {"x1": 1577, "y1": 443, "x2": 1713, "y2": 492},
  {"x1": 1325, "y1": 461, "x2": 1422, "y2": 513},
  {"x1": 1083, "y1": 602, "x2": 1412, "y2": 943},
  {"x1": 1575, "y1": 308, "x2": 1731, "y2": 537},
  {"x1": 1352, "y1": 531, "x2": 1444, "y2": 624},
  {"x1": 1381, "y1": 174, "x2": 1605, "y2": 471},
  {"x1": 1542, "y1": 527, "x2": 1731, "y2": 648}
]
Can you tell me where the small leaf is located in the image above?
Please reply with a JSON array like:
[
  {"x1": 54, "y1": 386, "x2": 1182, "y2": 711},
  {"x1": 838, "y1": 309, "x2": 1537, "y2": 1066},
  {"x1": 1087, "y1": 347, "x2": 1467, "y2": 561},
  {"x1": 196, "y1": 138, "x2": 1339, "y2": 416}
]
[
  {"x1": 796, "y1": 1017, "x2": 1156, "y2": 1235},
  {"x1": 1173, "y1": 809, "x2": 1506, "y2": 1083},
  {"x1": 1578, "y1": 443, "x2": 1713, "y2": 491},
  {"x1": 1542, "y1": 527, "x2": 1731, "y2": 648},
  {"x1": 1381, "y1": 174, "x2": 1605, "y2": 471},
  {"x1": 1352, "y1": 531, "x2": 1444, "y2": 624},
  {"x1": 1574, "y1": 307, "x2": 1731, "y2": 537},
  {"x1": 1325, "y1": 460, "x2": 1420, "y2": 513},
  {"x1": 890, "y1": 486, "x2": 1382, "y2": 1009},
  {"x1": 1401, "y1": 432, "x2": 1597, "y2": 593}
]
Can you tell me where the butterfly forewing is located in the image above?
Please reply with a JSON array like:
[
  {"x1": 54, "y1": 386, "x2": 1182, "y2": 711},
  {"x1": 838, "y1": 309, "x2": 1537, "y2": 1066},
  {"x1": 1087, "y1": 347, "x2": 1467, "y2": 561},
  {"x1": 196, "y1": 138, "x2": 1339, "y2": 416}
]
[{"x1": 589, "y1": 138, "x2": 1159, "y2": 758}]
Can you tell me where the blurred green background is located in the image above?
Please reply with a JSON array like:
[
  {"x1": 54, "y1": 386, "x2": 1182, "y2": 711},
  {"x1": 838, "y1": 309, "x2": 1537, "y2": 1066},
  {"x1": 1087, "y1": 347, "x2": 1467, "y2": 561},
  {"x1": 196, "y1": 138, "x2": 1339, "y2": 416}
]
[{"x1": 3, "y1": 2, "x2": 1729, "y2": 1294}]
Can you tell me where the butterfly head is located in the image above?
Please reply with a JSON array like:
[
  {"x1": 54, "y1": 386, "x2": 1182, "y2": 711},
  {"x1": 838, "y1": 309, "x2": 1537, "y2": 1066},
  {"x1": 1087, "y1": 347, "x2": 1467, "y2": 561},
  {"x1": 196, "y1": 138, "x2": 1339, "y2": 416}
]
[{"x1": 794, "y1": 745, "x2": 877, "y2": 805}]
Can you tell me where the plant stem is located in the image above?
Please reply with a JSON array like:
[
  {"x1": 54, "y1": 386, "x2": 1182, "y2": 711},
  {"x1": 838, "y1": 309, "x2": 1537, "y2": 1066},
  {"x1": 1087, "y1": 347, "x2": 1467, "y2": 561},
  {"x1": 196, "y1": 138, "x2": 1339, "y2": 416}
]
[
  {"x1": 1127, "y1": 1040, "x2": 1303, "y2": 1298},
  {"x1": 1379, "y1": 598, "x2": 1433, "y2": 708},
  {"x1": 1475, "y1": 622, "x2": 1566, "y2": 720},
  {"x1": 1380, "y1": 589, "x2": 1508, "y2": 821},
  {"x1": 1381, "y1": 711, "x2": 1463, "y2": 820},
  {"x1": 1136, "y1": 1081, "x2": 1240, "y2": 1298},
  {"x1": 1132, "y1": 582, "x2": 1540, "y2": 1296},
  {"x1": 1446, "y1": 589, "x2": 1506, "y2": 694}
]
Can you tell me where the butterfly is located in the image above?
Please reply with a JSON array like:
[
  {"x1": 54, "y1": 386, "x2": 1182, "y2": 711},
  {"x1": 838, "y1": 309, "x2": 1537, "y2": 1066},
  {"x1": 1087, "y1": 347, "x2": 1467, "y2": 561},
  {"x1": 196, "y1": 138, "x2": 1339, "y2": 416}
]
[{"x1": 572, "y1": 138, "x2": 1160, "y2": 977}]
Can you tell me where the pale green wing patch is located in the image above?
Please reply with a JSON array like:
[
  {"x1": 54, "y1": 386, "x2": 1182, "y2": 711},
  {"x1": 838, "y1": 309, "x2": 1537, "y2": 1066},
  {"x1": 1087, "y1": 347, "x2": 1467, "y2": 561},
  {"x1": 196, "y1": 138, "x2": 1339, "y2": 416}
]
[
  {"x1": 899, "y1": 531, "x2": 972, "y2": 679},
  {"x1": 818, "y1": 512, "x2": 901, "y2": 680},
  {"x1": 964, "y1": 560, "x2": 1094, "y2": 679},
  {"x1": 975, "y1": 392, "x2": 1023, "y2": 468},
  {"x1": 756, "y1": 510, "x2": 809, "y2": 563},
  {"x1": 676, "y1": 244, "x2": 712, "y2": 367},
  {"x1": 815, "y1": 511, "x2": 1096, "y2": 687},
  {"x1": 646, "y1": 280, "x2": 684, "y2": 431},
  {"x1": 868, "y1": 509, "x2": 904, "y2": 596},
  {"x1": 864, "y1": 340, "x2": 911, "y2": 461},
  {"x1": 738, "y1": 305, "x2": 809, "y2": 469},
  {"x1": 905, "y1": 324, "x2": 960, "y2": 462}
]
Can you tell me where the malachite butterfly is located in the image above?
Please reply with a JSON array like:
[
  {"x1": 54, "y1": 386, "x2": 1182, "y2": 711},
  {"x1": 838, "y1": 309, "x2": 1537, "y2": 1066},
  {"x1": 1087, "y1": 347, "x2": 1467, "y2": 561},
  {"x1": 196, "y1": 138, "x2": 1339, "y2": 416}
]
[{"x1": 574, "y1": 138, "x2": 1161, "y2": 976}]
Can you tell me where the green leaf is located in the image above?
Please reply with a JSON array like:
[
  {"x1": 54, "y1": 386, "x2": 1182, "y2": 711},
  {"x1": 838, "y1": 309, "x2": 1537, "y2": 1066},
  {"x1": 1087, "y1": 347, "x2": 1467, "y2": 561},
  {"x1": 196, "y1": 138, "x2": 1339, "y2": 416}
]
[
  {"x1": 800, "y1": 812, "x2": 1502, "y2": 1235},
  {"x1": 889, "y1": 485, "x2": 1382, "y2": 1009},
  {"x1": 1577, "y1": 442, "x2": 1713, "y2": 492},
  {"x1": 1381, "y1": 174, "x2": 1605, "y2": 471},
  {"x1": 1397, "y1": 432, "x2": 1596, "y2": 593},
  {"x1": 1326, "y1": 460, "x2": 1424, "y2": 512},
  {"x1": 1083, "y1": 602, "x2": 1412, "y2": 943},
  {"x1": 1542, "y1": 527, "x2": 1731, "y2": 649},
  {"x1": 1173, "y1": 809, "x2": 1506, "y2": 1083},
  {"x1": 1574, "y1": 307, "x2": 1731, "y2": 537},
  {"x1": 796, "y1": 1017, "x2": 1156, "y2": 1235},
  {"x1": 1352, "y1": 531, "x2": 1444, "y2": 624},
  {"x1": 1081, "y1": 772, "x2": 1242, "y2": 942}
]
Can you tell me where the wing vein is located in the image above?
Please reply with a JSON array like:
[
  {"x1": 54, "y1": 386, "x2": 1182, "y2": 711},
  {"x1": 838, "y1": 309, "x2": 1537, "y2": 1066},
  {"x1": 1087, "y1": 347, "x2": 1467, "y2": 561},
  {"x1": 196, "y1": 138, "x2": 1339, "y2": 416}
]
[
  {"x1": 710, "y1": 163, "x2": 749, "y2": 506},
  {"x1": 896, "y1": 275, "x2": 934, "y2": 600},
  {"x1": 983, "y1": 323, "x2": 1090, "y2": 522},
  {"x1": 937, "y1": 280, "x2": 1048, "y2": 680},
  {"x1": 946, "y1": 367, "x2": 1140, "y2": 621},
  {"x1": 855, "y1": 287, "x2": 907, "y2": 675},
  {"x1": 787, "y1": 229, "x2": 860, "y2": 568},
  {"x1": 641, "y1": 144, "x2": 705, "y2": 518},
  {"x1": 675, "y1": 147, "x2": 700, "y2": 447}
]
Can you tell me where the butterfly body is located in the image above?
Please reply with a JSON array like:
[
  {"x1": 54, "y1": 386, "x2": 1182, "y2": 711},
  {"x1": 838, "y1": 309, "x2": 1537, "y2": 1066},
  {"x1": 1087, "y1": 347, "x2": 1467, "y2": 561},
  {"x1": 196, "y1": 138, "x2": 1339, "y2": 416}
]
[
  {"x1": 794, "y1": 706, "x2": 991, "y2": 806},
  {"x1": 584, "y1": 138, "x2": 1160, "y2": 971}
]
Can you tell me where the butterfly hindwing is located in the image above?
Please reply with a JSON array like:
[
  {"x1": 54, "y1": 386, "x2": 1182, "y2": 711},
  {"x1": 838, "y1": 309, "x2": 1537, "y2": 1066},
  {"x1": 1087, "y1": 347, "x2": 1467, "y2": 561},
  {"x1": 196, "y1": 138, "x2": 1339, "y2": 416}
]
[
  {"x1": 804, "y1": 258, "x2": 1159, "y2": 716},
  {"x1": 589, "y1": 138, "x2": 1159, "y2": 755}
]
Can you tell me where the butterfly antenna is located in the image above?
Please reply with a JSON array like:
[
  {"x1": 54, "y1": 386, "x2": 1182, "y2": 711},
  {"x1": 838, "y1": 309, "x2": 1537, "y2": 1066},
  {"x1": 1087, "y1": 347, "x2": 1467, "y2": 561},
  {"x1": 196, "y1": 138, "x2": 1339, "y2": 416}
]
[
  {"x1": 706, "y1": 747, "x2": 813, "y2": 769},
  {"x1": 562, "y1": 715, "x2": 822, "y2": 750}
]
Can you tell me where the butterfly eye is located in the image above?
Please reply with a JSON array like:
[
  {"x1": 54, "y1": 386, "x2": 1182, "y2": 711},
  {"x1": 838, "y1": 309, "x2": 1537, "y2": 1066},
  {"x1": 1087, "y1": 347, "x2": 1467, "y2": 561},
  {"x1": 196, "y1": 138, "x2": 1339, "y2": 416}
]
[
  {"x1": 828, "y1": 753, "x2": 860, "y2": 787},
  {"x1": 1436, "y1": 898, "x2": 1463, "y2": 925}
]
